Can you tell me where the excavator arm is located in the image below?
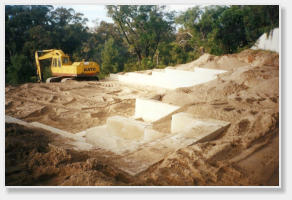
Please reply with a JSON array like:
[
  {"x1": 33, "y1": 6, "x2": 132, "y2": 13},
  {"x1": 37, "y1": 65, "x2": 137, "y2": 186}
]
[
  {"x1": 35, "y1": 51, "x2": 43, "y2": 82},
  {"x1": 35, "y1": 49, "x2": 64, "y2": 82}
]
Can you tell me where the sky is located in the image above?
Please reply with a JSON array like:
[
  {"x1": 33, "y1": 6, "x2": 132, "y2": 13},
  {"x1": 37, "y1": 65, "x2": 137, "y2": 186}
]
[{"x1": 56, "y1": 5, "x2": 196, "y2": 28}]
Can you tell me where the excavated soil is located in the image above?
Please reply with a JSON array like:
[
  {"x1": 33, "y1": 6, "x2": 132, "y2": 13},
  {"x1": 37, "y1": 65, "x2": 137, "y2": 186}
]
[{"x1": 5, "y1": 49, "x2": 279, "y2": 186}]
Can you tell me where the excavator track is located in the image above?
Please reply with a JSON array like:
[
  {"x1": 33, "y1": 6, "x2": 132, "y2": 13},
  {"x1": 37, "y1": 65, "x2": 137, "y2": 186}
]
[
  {"x1": 46, "y1": 77, "x2": 62, "y2": 83},
  {"x1": 46, "y1": 76, "x2": 99, "y2": 83}
]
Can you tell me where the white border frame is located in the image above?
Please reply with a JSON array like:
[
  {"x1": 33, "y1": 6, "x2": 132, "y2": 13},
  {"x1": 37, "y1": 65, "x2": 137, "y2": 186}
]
[{"x1": 1, "y1": 0, "x2": 284, "y2": 194}]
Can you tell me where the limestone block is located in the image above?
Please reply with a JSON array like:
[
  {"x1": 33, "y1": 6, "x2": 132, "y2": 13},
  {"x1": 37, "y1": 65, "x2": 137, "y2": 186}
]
[{"x1": 135, "y1": 98, "x2": 180, "y2": 122}]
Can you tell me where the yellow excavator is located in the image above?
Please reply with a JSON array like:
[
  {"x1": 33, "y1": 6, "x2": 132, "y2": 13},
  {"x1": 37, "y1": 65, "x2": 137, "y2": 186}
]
[{"x1": 35, "y1": 49, "x2": 100, "y2": 83}]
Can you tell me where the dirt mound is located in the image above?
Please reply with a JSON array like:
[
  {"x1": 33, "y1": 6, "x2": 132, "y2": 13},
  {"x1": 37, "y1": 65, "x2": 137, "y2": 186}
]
[
  {"x1": 5, "y1": 123, "x2": 134, "y2": 186},
  {"x1": 175, "y1": 53, "x2": 248, "y2": 71}
]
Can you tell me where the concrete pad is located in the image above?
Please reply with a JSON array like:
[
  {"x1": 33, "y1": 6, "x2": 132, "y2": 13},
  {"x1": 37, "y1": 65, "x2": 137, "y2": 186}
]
[
  {"x1": 171, "y1": 112, "x2": 205, "y2": 133},
  {"x1": 112, "y1": 68, "x2": 227, "y2": 89},
  {"x1": 135, "y1": 98, "x2": 180, "y2": 122},
  {"x1": 171, "y1": 112, "x2": 230, "y2": 142},
  {"x1": 107, "y1": 116, "x2": 152, "y2": 140},
  {"x1": 144, "y1": 128, "x2": 164, "y2": 142},
  {"x1": 81, "y1": 116, "x2": 163, "y2": 154},
  {"x1": 83, "y1": 124, "x2": 146, "y2": 154},
  {"x1": 84, "y1": 125, "x2": 122, "y2": 151},
  {"x1": 194, "y1": 67, "x2": 227, "y2": 75}
]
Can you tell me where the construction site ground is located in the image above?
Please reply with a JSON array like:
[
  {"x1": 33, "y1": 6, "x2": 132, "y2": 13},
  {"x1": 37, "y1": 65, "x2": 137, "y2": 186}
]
[{"x1": 5, "y1": 49, "x2": 279, "y2": 186}]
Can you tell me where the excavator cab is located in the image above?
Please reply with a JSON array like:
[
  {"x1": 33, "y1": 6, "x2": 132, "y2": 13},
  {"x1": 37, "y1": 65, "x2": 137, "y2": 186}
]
[{"x1": 51, "y1": 56, "x2": 71, "y2": 68}]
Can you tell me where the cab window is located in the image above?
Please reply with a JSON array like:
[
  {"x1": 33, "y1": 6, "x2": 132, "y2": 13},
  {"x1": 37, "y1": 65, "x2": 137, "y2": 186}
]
[
  {"x1": 58, "y1": 58, "x2": 61, "y2": 67},
  {"x1": 53, "y1": 58, "x2": 57, "y2": 67},
  {"x1": 62, "y1": 57, "x2": 69, "y2": 65}
]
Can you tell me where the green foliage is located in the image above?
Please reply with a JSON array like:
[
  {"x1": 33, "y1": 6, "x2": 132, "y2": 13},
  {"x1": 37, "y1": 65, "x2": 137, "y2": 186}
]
[
  {"x1": 107, "y1": 5, "x2": 175, "y2": 63},
  {"x1": 101, "y1": 38, "x2": 120, "y2": 74},
  {"x1": 6, "y1": 54, "x2": 31, "y2": 84},
  {"x1": 215, "y1": 6, "x2": 247, "y2": 53},
  {"x1": 41, "y1": 61, "x2": 52, "y2": 81},
  {"x1": 140, "y1": 58, "x2": 154, "y2": 70},
  {"x1": 124, "y1": 62, "x2": 138, "y2": 72},
  {"x1": 242, "y1": 5, "x2": 279, "y2": 45}
]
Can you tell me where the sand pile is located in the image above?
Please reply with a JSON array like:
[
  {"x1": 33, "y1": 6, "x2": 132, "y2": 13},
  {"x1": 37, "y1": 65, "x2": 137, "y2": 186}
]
[{"x1": 5, "y1": 123, "x2": 133, "y2": 186}]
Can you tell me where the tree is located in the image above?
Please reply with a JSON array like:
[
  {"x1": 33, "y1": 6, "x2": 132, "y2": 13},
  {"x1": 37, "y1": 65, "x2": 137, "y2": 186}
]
[
  {"x1": 215, "y1": 6, "x2": 247, "y2": 53},
  {"x1": 107, "y1": 5, "x2": 174, "y2": 65},
  {"x1": 101, "y1": 37, "x2": 121, "y2": 74},
  {"x1": 5, "y1": 5, "x2": 54, "y2": 84},
  {"x1": 175, "y1": 6, "x2": 227, "y2": 55},
  {"x1": 6, "y1": 54, "x2": 32, "y2": 84},
  {"x1": 50, "y1": 7, "x2": 89, "y2": 57},
  {"x1": 242, "y1": 5, "x2": 279, "y2": 45}
]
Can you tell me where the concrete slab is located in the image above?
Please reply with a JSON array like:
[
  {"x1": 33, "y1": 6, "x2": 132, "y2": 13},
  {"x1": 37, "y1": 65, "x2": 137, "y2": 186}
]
[
  {"x1": 107, "y1": 116, "x2": 152, "y2": 140},
  {"x1": 171, "y1": 112, "x2": 230, "y2": 142},
  {"x1": 84, "y1": 125, "x2": 124, "y2": 152},
  {"x1": 112, "y1": 68, "x2": 227, "y2": 89},
  {"x1": 144, "y1": 128, "x2": 164, "y2": 142},
  {"x1": 171, "y1": 112, "x2": 204, "y2": 133},
  {"x1": 135, "y1": 98, "x2": 180, "y2": 122},
  {"x1": 83, "y1": 124, "x2": 147, "y2": 154}
]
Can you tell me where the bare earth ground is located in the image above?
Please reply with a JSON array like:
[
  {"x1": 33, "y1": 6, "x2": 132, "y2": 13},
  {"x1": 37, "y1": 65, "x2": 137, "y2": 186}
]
[{"x1": 5, "y1": 49, "x2": 279, "y2": 186}]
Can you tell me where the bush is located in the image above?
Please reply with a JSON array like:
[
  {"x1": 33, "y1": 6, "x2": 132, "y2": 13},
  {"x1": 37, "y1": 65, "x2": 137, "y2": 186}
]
[
  {"x1": 6, "y1": 54, "x2": 33, "y2": 84},
  {"x1": 140, "y1": 58, "x2": 154, "y2": 70}
]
